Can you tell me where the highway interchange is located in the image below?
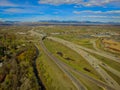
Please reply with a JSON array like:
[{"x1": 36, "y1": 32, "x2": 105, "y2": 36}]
[{"x1": 30, "y1": 29, "x2": 120, "y2": 90}]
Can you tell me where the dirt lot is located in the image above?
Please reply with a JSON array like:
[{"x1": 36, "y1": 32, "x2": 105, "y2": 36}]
[{"x1": 102, "y1": 39, "x2": 120, "y2": 52}]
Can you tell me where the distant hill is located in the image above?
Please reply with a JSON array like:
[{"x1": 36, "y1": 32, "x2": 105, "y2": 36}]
[
  {"x1": 0, "y1": 21, "x2": 20, "y2": 26},
  {"x1": 38, "y1": 20, "x2": 120, "y2": 25},
  {"x1": 0, "y1": 20, "x2": 120, "y2": 26}
]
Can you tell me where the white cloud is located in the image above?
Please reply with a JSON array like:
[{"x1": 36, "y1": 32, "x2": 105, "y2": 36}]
[
  {"x1": 83, "y1": 0, "x2": 116, "y2": 6},
  {"x1": 82, "y1": 15, "x2": 120, "y2": 19},
  {"x1": 73, "y1": 10, "x2": 102, "y2": 14},
  {"x1": 53, "y1": 12, "x2": 59, "y2": 14},
  {"x1": 73, "y1": 10, "x2": 120, "y2": 14},
  {"x1": 0, "y1": 0, "x2": 17, "y2": 7},
  {"x1": 4, "y1": 8, "x2": 31, "y2": 13},
  {"x1": 39, "y1": 0, "x2": 82, "y2": 5},
  {"x1": 106, "y1": 10, "x2": 120, "y2": 14},
  {"x1": 3, "y1": 8, "x2": 43, "y2": 14},
  {"x1": 38, "y1": 0, "x2": 120, "y2": 6},
  {"x1": 73, "y1": 11, "x2": 81, "y2": 14},
  {"x1": 73, "y1": 10, "x2": 120, "y2": 21},
  {"x1": 0, "y1": 18, "x2": 3, "y2": 21},
  {"x1": 82, "y1": 16, "x2": 107, "y2": 18}
]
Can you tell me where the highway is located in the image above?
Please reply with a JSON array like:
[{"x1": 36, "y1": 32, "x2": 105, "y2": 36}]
[
  {"x1": 30, "y1": 30, "x2": 118, "y2": 90},
  {"x1": 91, "y1": 39, "x2": 120, "y2": 77},
  {"x1": 91, "y1": 39, "x2": 120, "y2": 60},
  {"x1": 56, "y1": 38, "x2": 120, "y2": 63},
  {"x1": 76, "y1": 42, "x2": 120, "y2": 63},
  {"x1": 48, "y1": 36, "x2": 120, "y2": 90},
  {"x1": 30, "y1": 29, "x2": 87, "y2": 90},
  {"x1": 40, "y1": 39, "x2": 115, "y2": 90},
  {"x1": 39, "y1": 40, "x2": 87, "y2": 90}
]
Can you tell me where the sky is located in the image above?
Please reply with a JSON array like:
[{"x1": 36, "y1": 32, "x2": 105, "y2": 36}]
[{"x1": 0, "y1": 0, "x2": 120, "y2": 22}]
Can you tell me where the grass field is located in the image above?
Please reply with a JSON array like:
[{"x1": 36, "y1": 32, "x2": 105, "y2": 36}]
[
  {"x1": 102, "y1": 67, "x2": 120, "y2": 85},
  {"x1": 1, "y1": 25, "x2": 120, "y2": 90},
  {"x1": 71, "y1": 71, "x2": 103, "y2": 90},
  {"x1": 89, "y1": 52, "x2": 120, "y2": 72},
  {"x1": 44, "y1": 39, "x2": 104, "y2": 81},
  {"x1": 35, "y1": 41, "x2": 76, "y2": 90},
  {"x1": 54, "y1": 35, "x2": 95, "y2": 49}
]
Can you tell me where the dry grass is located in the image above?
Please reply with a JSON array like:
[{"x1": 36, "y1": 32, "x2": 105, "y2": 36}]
[{"x1": 103, "y1": 39, "x2": 120, "y2": 52}]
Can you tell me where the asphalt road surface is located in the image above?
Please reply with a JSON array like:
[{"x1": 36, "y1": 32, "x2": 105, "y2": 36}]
[
  {"x1": 40, "y1": 40, "x2": 115, "y2": 90},
  {"x1": 39, "y1": 40, "x2": 87, "y2": 90},
  {"x1": 48, "y1": 37, "x2": 120, "y2": 90},
  {"x1": 30, "y1": 30, "x2": 118, "y2": 90}
]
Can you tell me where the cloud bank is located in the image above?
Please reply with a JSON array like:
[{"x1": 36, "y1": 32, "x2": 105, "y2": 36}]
[
  {"x1": 73, "y1": 10, "x2": 120, "y2": 14},
  {"x1": 0, "y1": 0, "x2": 17, "y2": 7},
  {"x1": 39, "y1": 0, "x2": 120, "y2": 6}
]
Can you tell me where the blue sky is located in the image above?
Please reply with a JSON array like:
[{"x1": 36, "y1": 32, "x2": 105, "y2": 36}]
[{"x1": 0, "y1": 0, "x2": 120, "y2": 22}]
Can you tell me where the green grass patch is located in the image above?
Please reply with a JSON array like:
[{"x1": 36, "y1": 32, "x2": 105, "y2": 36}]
[
  {"x1": 36, "y1": 42, "x2": 76, "y2": 90},
  {"x1": 102, "y1": 67, "x2": 120, "y2": 85},
  {"x1": 44, "y1": 39, "x2": 104, "y2": 82},
  {"x1": 55, "y1": 35, "x2": 95, "y2": 50},
  {"x1": 71, "y1": 71, "x2": 104, "y2": 90},
  {"x1": 89, "y1": 52, "x2": 120, "y2": 72}
]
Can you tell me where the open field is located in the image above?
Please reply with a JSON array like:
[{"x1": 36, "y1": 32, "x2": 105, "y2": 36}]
[
  {"x1": 102, "y1": 67, "x2": 120, "y2": 85},
  {"x1": 0, "y1": 25, "x2": 120, "y2": 90},
  {"x1": 1, "y1": 0, "x2": 120, "y2": 89},
  {"x1": 95, "y1": 38, "x2": 120, "y2": 56},
  {"x1": 36, "y1": 42, "x2": 76, "y2": 90},
  {"x1": 71, "y1": 71, "x2": 103, "y2": 90},
  {"x1": 102, "y1": 39, "x2": 120, "y2": 52},
  {"x1": 44, "y1": 39, "x2": 104, "y2": 81},
  {"x1": 54, "y1": 35, "x2": 95, "y2": 49},
  {"x1": 89, "y1": 52, "x2": 120, "y2": 72}
]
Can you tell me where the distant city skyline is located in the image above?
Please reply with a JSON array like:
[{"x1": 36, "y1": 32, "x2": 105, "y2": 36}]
[{"x1": 0, "y1": 0, "x2": 120, "y2": 22}]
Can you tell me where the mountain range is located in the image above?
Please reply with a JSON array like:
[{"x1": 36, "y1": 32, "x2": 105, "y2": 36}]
[{"x1": 0, "y1": 20, "x2": 120, "y2": 26}]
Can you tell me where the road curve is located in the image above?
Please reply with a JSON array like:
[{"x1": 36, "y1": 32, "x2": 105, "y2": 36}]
[
  {"x1": 30, "y1": 30, "x2": 86, "y2": 90},
  {"x1": 91, "y1": 39, "x2": 120, "y2": 59},
  {"x1": 47, "y1": 36, "x2": 120, "y2": 90},
  {"x1": 40, "y1": 40, "x2": 87, "y2": 90},
  {"x1": 30, "y1": 30, "x2": 115, "y2": 90},
  {"x1": 53, "y1": 56, "x2": 115, "y2": 90},
  {"x1": 76, "y1": 41, "x2": 120, "y2": 63},
  {"x1": 59, "y1": 38, "x2": 120, "y2": 63},
  {"x1": 88, "y1": 40, "x2": 120, "y2": 77}
]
